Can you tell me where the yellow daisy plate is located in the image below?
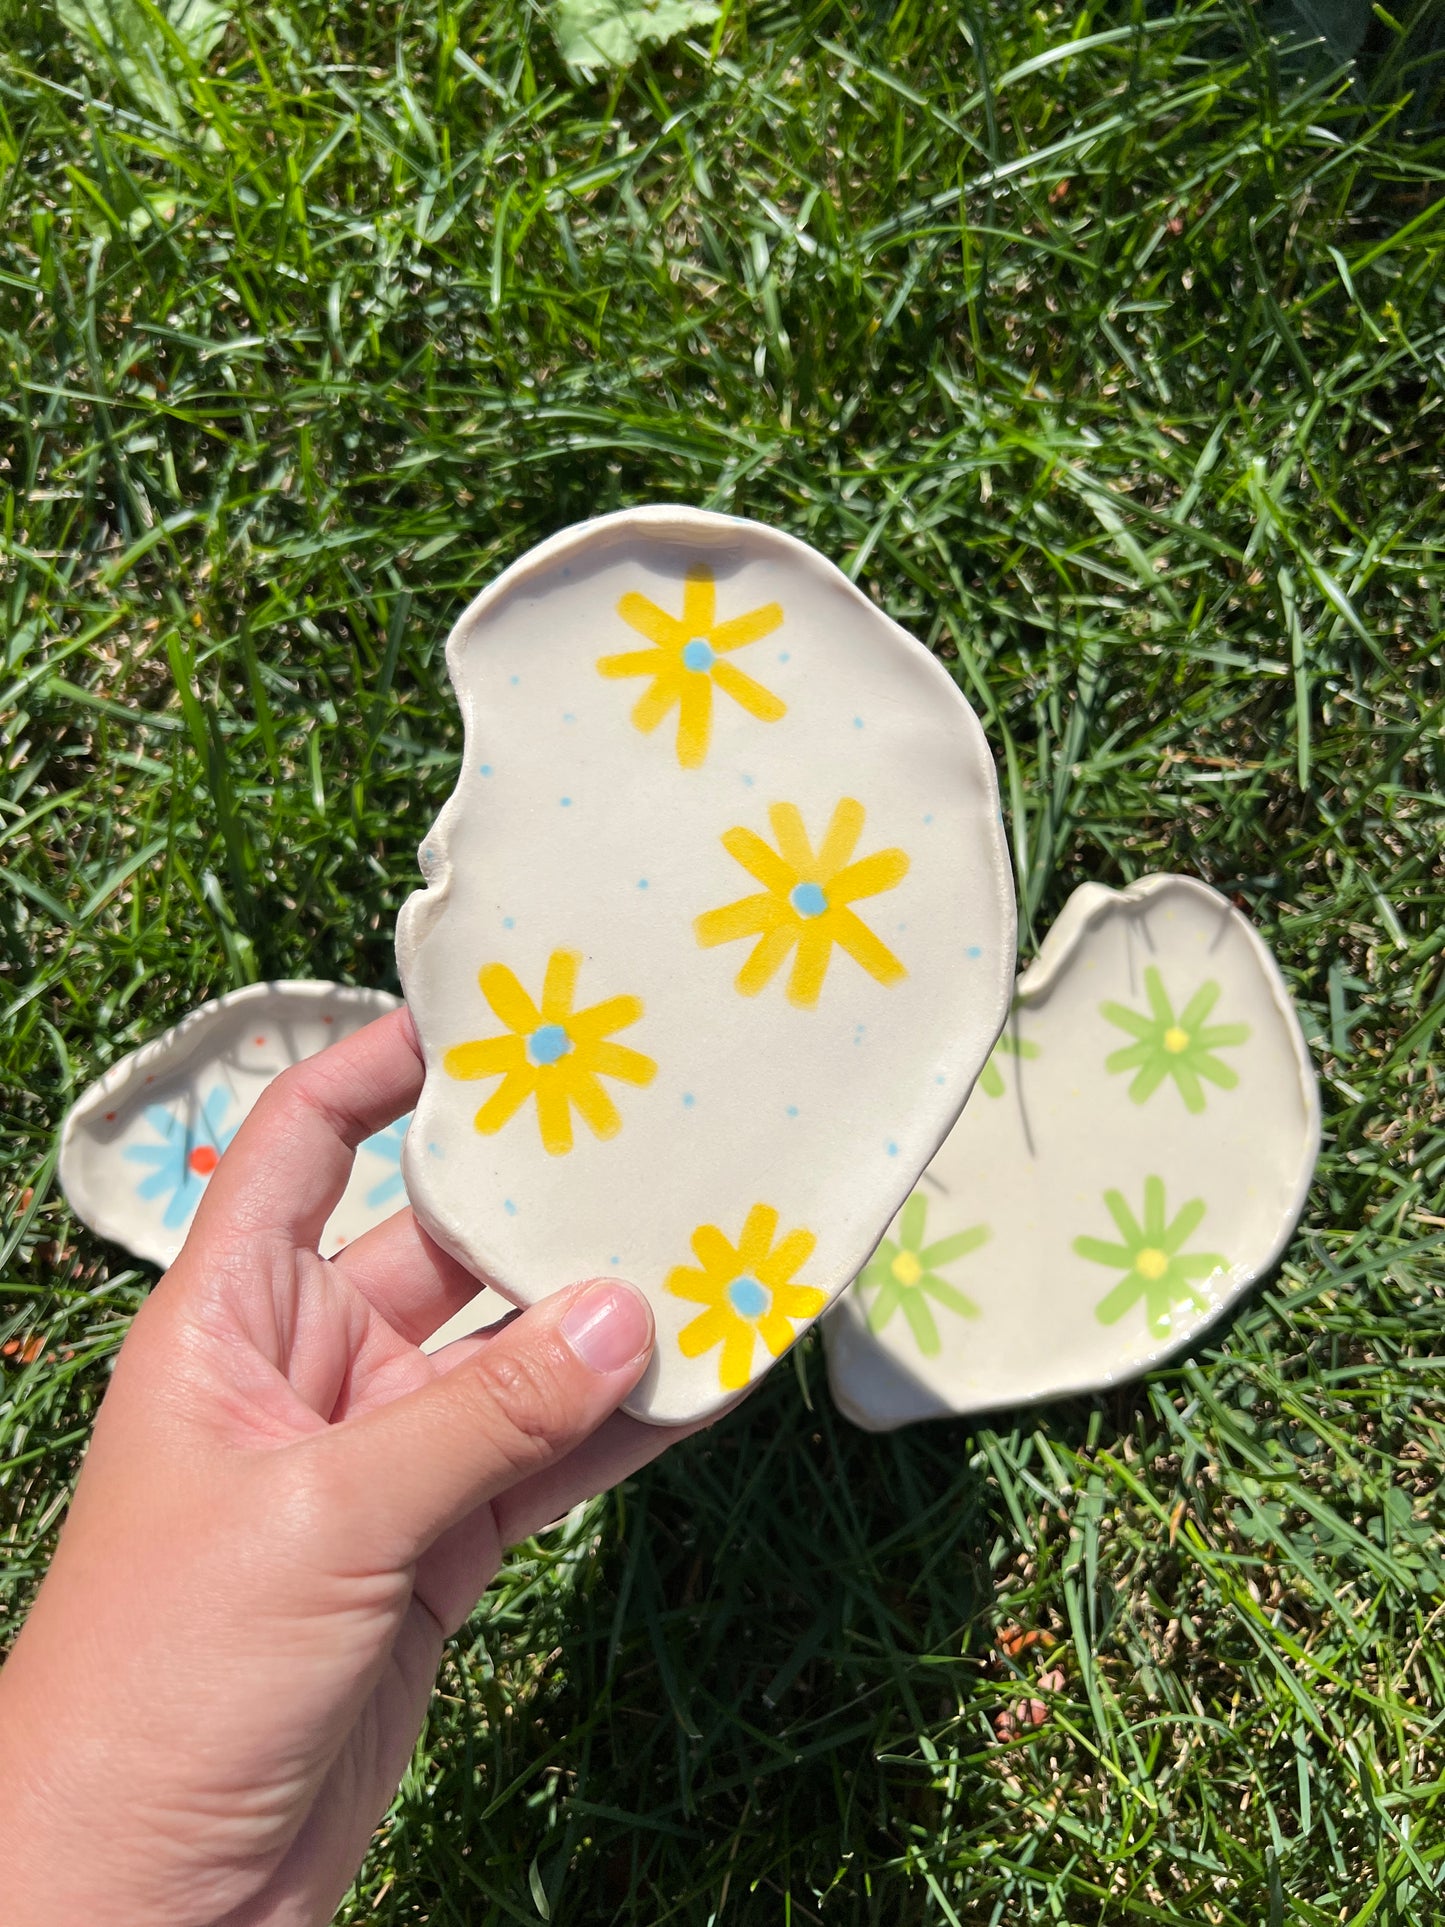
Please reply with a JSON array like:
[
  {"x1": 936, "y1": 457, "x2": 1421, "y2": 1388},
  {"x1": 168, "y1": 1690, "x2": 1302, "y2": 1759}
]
[{"x1": 397, "y1": 507, "x2": 1015, "y2": 1424}]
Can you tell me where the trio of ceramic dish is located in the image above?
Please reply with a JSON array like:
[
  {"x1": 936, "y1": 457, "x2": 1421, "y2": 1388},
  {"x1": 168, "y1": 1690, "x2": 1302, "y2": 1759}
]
[{"x1": 59, "y1": 510, "x2": 1319, "y2": 1430}]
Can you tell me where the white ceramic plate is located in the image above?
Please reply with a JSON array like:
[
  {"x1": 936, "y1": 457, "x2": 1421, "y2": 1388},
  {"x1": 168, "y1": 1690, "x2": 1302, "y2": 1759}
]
[
  {"x1": 60, "y1": 981, "x2": 411, "y2": 1267},
  {"x1": 823, "y1": 876, "x2": 1320, "y2": 1430},
  {"x1": 397, "y1": 507, "x2": 1016, "y2": 1424}
]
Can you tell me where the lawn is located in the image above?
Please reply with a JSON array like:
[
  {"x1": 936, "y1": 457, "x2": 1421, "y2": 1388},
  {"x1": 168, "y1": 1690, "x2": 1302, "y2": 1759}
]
[{"x1": 3, "y1": 0, "x2": 1444, "y2": 1919}]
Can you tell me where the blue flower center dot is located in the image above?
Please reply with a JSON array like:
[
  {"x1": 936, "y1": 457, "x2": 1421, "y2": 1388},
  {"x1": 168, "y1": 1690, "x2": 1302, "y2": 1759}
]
[
  {"x1": 682, "y1": 636, "x2": 715, "y2": 672},
  {"x1": 727, "y1": 1274, "x2": 770, "y2": 1319},
  {"x1": 790, "y1": 882, "x2": 828, "y2": 918},
  {"x1": 528, "y1": 1023, "x2": 572, "y2": 1067}
]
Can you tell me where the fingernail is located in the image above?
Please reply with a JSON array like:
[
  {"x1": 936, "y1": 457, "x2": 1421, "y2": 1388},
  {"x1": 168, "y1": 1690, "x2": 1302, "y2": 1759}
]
[{"x1": 561, "y1": 1280, "x2": 652, "y2": 1374}]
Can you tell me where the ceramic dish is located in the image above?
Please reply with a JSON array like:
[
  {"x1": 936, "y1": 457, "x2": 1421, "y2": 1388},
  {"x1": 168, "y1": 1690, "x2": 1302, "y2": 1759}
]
[
  {"x1": 397, "y1": 507, "x2": 1016, "y2": 1424},
  {"x1": 823, "y1": 875, "x2": 1320, "y2": 1430},
  {"x1": 60, "y1": 981, "x2": 410, "y2": 1267}
]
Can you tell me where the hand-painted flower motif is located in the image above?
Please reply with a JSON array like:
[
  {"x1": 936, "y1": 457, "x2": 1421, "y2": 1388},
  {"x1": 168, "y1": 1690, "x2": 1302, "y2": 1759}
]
[
  {"x1": 596, "y1": 564, "x2": 785, "y2": 768},
  {"x1": 666, "y1": 1203, "x2": 826, "y2": 1391},
  {"x1": 122, "y1": 1088, "x2": 237, "y2": 1230},
  {"x1": 444, "y1": 950, "x2": 656, "y2": 1157},
  {"x1": 1100, "y1": 967, "x2": 1250, "y2": 1114},
  {"x1": 857, "y1": 1191, "x2": 987, "y2": 1355},
  {"x1": 695, "y1": 797, "x2": 909, "y2": 1007},
  {"x1": 977, "y1": 1023, "x2": 1040, "y2": 1098},
  {"x1": 1073, "y1": 1176, "x2": 1226, "y2": 1339},
  {"x1": 359, "y1": 1114, "x2": 411, "y2": 1208}
]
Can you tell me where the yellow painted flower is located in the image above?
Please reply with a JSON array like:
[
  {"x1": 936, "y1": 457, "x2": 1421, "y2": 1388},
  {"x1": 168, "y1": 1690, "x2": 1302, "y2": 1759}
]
[
  {"x1": 444, "y1": 949, "x2": 656, "y2": 1157},
  {"x1": 695, "y1": 797, "x2": 909, "y2": 1007},
  {"x1": 667, "y1": 1203, "x2": 826, "y2": 1391},
  {"x1": 596, "y1": 564, "x2": 785, "y2": 768}
]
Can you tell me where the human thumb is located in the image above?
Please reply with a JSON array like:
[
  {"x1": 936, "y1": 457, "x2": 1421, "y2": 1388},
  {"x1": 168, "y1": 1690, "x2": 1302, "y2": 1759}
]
[{"x1": 309, "y1": 1278, "x2": 654, "y2": 1563}]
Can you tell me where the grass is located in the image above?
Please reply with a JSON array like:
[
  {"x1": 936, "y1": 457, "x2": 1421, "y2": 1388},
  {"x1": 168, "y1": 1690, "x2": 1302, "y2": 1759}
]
[{"x1": 2, "y1": 0, "x2": 1444, "y2": 1918}]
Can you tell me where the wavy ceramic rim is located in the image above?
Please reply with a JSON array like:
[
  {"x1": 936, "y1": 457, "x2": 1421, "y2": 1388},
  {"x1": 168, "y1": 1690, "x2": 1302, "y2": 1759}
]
[
  {"x1": 59, "y1": 980, "x2": 401, "y2": 1267},
  {"x1": 397, "y1": 506, "x2": 1016, "y2": 1420},
  {"x1": 828, "y1": 872, "x2": 1321, "y2": 1426}
]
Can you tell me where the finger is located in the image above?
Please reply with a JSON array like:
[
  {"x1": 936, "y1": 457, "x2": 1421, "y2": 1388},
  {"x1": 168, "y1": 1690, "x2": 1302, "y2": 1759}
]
[
  {"x1": 309, "y1": 1278, "x2": 653, "y2": 1561},
  {"x1": 193, "y1": 1006, "x2": 421, "y2": 1254},
  {"x1": 411, "y1": 1406, "x2": 705, "y2": 1634},
  {"x1": 330, "y1": 1208, "x2": 496, "y2": 1348},
  {"x1": 492, "y1": 1408, "x2": 707, "y2": 1546}
]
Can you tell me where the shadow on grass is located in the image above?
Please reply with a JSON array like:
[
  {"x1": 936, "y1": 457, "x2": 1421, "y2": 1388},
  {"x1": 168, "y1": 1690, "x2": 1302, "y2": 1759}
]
[
  {"x1": 379, "y1": 1326, "x2": 1196, "y2": 1920},
  {"x1": 380, "y1": 1249, "x2": 1327, "y2": 1924}
]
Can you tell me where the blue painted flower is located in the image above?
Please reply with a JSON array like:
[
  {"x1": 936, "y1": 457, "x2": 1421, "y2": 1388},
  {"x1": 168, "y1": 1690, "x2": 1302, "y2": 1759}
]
[
  {"x1": 359, "y1": 1114, "x2": 411, "y2": 1209},
  {"x1": 122, "y1": 1088, "x2": 236, "y2": 1230}
]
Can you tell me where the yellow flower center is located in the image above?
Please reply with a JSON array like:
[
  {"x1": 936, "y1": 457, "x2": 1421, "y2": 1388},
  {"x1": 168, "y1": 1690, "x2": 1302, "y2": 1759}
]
[
  {"x1": 789, "y1": 881, "x2": 828, "y2": 919},
  {"x1": 726, "y1": 1274, "x2": 769, "y2": 1319},
  {"x1": 1163, "y1": 1026, "x2": 1190, "y2": 1054},
  {"x1": 890, "y1": 1250, "x2": 923, "y2": 1287},
  {"x1": 1136, "y1": 1247, "x2": 1169, "y2": 1281},
  {"x1": 527, "y1": 1023, "x2": 572, "y2": 1067}
]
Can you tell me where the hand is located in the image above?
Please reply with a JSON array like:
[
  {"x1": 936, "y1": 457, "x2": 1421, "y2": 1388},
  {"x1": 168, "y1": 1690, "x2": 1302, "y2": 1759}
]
[{"x1": 0, "y1": 1008, "x2": 690, "y2": 1926}]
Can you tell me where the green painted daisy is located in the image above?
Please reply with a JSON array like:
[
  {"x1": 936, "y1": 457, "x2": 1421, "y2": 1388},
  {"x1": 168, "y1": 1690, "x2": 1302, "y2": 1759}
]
[
  {"x1": 858, "y1": 1191, "x2": 987, "y2": 1356},
  {"x1": 1100, "y1": 966, "x2": 1249, "y2": 1113},
  {"x1": 977, "y1": 1024, "x2": 1040, "y2": 1099},
  {"x1": 1073, "y1": 1175, "x2": 1226, "y2": 1339}
]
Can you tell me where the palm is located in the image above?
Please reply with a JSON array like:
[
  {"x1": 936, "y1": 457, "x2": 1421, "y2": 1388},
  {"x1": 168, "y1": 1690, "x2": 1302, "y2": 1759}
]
[
  {"x1": 159, "y1": 1233, "x2": 499, "y2": 1917},
  {"x1": 36, "y1": 1010, "x2": 690, "y2": 1927}
]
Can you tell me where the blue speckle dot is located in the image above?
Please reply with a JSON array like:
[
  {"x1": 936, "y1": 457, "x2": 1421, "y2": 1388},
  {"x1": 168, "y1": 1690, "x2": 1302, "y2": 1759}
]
[
  {"x1": 786, "y1": 1105, "x2": 799, "y2": 1117},
  {"x1": 560, "y1": 796, "x2": 572, "y2": 807},
  {"x1": 790, "y1": 881, "x2": 828, "y2": 918},
  {"x1": 563, "y1": 711, "x2": 576, "y2": 723},
  {"x1": 479, "y1": 764, "x2": 492, "y2": 777},
  {"x1": 853, "y1": 716, "x2": 864, "y2": 730},
  {"x1": 682, "y1": 1093, "x2": 695, "y2": 1109},
  {"x1": 935, "y1": 1074, "x2": 946, "y2": 1085},
  {"x1": 778, "y1": 651, "x2": 790, "y2": 663},
  {"x1": 504, "y1": 1198, "x2": 517, "y2": 1216},
  {"x1": 741, "y1": 773, "x2": 755, "y2": 787},
  {"x1": 510, "y1": 674, "x2": 520, "y2": 686},
  {"x1": 897, "y1": 921, "x2": 907, "y2": 932},
  {"x1": 638, "y1": 878, "x2": 649, "y2": 890},
  {"x1": 967, "y1": 945, "x2": 982, "y2": 959},
  {"x1": 427, "y1": 1141, "x2": 444, "y2": 1159},
  {"x1": 886, "y1": 1141, "x2": 899, "y2": 1157},
  {"x1": 923, "y1": 813, "x2": 933, "y2": 825},
  {"x1": 502, "y1": 916, "x2": 515, "y2": 929},
  {"x1": 609, "y1": 1255, "x2": 619, "y2": 1267}
]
